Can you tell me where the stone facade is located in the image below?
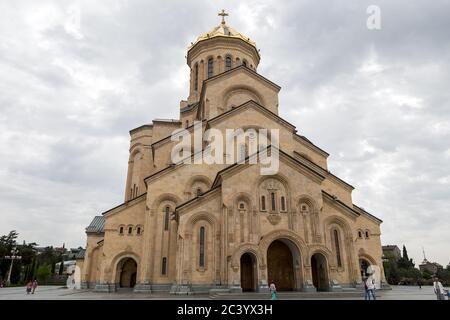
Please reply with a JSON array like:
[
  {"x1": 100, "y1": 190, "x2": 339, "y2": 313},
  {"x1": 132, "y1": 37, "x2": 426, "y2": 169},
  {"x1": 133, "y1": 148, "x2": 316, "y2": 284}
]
[{"x1": 78, "y1": 14, "x2": 387, "y2": 293}]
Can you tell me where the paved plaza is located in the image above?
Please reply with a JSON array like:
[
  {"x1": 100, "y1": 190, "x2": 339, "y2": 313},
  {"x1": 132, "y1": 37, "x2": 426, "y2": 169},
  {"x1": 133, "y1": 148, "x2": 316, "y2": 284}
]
[{"x1": 0, "y1": 285, "x2": 445, "y2": 300}]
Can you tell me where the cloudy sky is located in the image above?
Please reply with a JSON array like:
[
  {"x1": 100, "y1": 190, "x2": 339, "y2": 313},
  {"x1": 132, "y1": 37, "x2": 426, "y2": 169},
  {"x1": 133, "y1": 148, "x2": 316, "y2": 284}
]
[{"x1": 0, "y1": 0, "x2": 449, "y2": 266}]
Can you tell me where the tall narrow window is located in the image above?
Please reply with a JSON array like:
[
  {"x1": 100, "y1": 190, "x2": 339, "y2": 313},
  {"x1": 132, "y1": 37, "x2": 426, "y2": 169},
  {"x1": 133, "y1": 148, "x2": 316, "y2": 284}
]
[
  {"x1": 281, "y1": 196, "x2": 286, "y2": 211},
  {"x1": 243, "y1": 60, "x2": 248, "y2": 67},
  {"x1": 137, "y1": 227, "x2": 141, "y2": 235},
  {"x1": 199, "y1": 227, "x2": 205, "y2": 267},
  {"x1": 271, "y1": 192, "x2": 276, "y2": 211},
  {"x1": 164, "y1": 207, "x2": 170, "y2": 231},
  {"x1": 119, "y1": 227, "x2": 124, "y2": 234},
  {"x1": 128, "y1": 226, "x2": 132, "y2": 234},
  {"x1": 225, "y1": 56, "x2": 232, "y2": 71},
  {"x1": 185, "y1": 120, "x2": 189, "y2": 128},
  {"x1": 162, "y1": 257, "x2": 167, "y2": 275},
  {"x1": 194, "y1": 63, "x2": 199, "y2": 91},
  {"x1": 334, "y1": 229, "x2": 342, "y2": 267},
  {"x1": 207, "y1": 58, "x2": 213, "y2": 78},
  {"x1": 196, "y1": 188, "x2": 202, "y2": 197},
  {"x1": 261, "y1": 196, "x2": 266, "y2": 211}
]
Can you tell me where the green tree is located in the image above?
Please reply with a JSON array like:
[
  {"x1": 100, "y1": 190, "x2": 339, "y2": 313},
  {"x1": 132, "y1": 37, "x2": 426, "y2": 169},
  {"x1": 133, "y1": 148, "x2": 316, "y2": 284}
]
[
  {"x1": 58, "y1": 255, "x2": 64, "y2": 276},
  {"x1": 36, "y1": 265, "x2": 52, "y2": 283}
]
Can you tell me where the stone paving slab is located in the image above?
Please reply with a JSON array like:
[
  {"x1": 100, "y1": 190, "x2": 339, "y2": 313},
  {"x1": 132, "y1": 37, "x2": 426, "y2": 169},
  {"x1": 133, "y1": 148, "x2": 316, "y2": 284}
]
[{"x1": 0, "y1": 285, "x2": 445, "y2": 300}]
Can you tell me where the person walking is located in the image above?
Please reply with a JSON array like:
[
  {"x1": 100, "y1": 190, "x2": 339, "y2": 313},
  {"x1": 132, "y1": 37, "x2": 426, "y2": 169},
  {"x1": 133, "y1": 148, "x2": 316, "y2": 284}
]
[
  {"x1": 31, "y1": 279, "x2": 38, "y2": 294},
  {"x1": 365, "y1": 273, "x2": 376, "y2": 300},
  {"x1": 417, "y1": 279, "x2": 422, "y2": 289},
  {"x1": 269, "y1": 280, "x2": 277, "y2": 300},
  {"x1": 26, "y1": 281, "x2": 32, "y2": 294},
  {"x1": 433, "y1": 277, "x2": 445, "y2": 300}
]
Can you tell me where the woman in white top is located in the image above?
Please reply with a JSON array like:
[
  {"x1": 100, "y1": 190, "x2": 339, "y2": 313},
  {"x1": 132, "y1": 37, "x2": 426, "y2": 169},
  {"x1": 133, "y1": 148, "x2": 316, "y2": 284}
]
[{"x1": 433, "y1": 277, "x2": 446, "y2": 300}]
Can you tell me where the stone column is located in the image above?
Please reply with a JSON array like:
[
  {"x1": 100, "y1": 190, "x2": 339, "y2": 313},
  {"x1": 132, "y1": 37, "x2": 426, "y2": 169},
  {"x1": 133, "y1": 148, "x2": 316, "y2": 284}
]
[{"x1": 133, "y1": 206, "x2": 153, "y2": 293}]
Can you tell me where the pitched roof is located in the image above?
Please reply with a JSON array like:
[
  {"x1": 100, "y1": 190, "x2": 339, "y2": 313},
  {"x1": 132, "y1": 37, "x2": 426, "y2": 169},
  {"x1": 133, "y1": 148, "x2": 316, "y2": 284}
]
[
  {"x1": 75, "y1": 248, "x2": 86, "y2": 259},
  {"x1": 85, "y1": 216, "x2": 105, "y2": 234}
]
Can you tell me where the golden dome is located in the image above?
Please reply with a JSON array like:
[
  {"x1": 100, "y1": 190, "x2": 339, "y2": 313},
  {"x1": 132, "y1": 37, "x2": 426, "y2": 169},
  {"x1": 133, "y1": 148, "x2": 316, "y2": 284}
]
[{"x1": 188, "y1": 10, "x2": 257, "y2": 50}]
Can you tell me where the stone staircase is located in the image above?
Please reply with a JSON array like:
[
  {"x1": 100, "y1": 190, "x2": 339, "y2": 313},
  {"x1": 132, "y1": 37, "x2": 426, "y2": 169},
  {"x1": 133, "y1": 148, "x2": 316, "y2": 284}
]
[{"x1": 209, "y1": 290, "x2": 364, "y2": 300}]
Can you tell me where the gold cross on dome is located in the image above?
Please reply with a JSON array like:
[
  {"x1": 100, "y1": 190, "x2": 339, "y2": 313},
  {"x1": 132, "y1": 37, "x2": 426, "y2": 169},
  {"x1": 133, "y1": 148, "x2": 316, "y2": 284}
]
[{"x1": 218, "y1": 9, "x2": 228, "y2": 24}]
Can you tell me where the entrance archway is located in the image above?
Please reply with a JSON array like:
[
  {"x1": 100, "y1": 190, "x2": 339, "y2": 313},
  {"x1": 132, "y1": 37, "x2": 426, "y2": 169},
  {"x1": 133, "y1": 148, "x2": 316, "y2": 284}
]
[
  {"x1": 240, "y1": 252, "x2": 257, "y2": 292},
  {"x1": 311, "y1": 253, "x2": 329, "y2": 291},
  {"x1": 360, "y1": 259, "x2": 371, "y2": 278},
  {"x1": 267, "y1": 240, "x2": 296, "y2": 291},
  {"x1": 117, "y1": 258, "x2": 137, "y2": 288}
]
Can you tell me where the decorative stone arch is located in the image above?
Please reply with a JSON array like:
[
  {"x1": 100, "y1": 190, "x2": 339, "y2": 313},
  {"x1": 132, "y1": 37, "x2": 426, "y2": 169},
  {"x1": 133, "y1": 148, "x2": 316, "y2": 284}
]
[
  {"x1": 230, "y1": 243, "x2": 264, "y2": 271},
  {"x1": 256, "y1": 174, "x2": 292, "y2": 210},
  {"x1": 295, "y1": 194, "x2": 320, "y2": 214},
  {"x1": 181, "y1": 211, "x2": 220, "y2": 281},
  {"x1": 129, "y1": 145, "x2": 144, "y2": 160},
  {"x1": 307, "y1": 246, "x2": 333, "y2": 264},
  {"x1": 259, "y1": 229, "x2": 306, "y2": 291},
  {"x1": 296, "y1": 194, "x2": 321, "y2": 242},
  {"x1": 309, "y1": 247, "x2": 331, "y2": 291},
  {"x1": 182, "y1": 211, "x2": 219, "y2": 236},
  {"x1": 358, "y1": 249, "x2": 377, "y2": 266},
  {"x1": 110, "y1": 251, "x2": 141, "y2": 286},
  {"x1": 222, "y1": 85, "x2": 265, "y2": 111},
  {"x1": 259, "y1": 229, "x2": 307, "y2": 258},
  {"x1": 322, "y1": 216, "x2": 353, "y2": 271},
  {"x1": 232, "y1": 191, "x2": 253, "y2": 210},
  {"x1": 150, "y1": 193, "x2": 182, "y2": 212},
  {"x1": 184, "y1": 175, "x2": 212, "y2": 200}
]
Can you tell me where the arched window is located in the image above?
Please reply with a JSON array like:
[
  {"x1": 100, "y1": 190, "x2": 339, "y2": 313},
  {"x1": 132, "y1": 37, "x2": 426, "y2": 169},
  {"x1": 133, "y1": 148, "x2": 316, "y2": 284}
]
[
  {"x1": 162, "y1": 257, "x2": 167, "y2": 275},
  {"x1": 164, "y1": 207, "x2": 170, "y2": 231},
  {"x1": 243, "y1": 60, "x2": 248, "y2": 67},
  {"x1": 119, "y1": 226, "x2": 124, "y2": 234},
  {"x1": 271, "y1": 192, "x2": 276, "y2": 211},
  {"x1": 365, "y1": 230, "x2": 370, "y2": 239},
  {"x1": 225, "y1": 56, "x2": 232, "y2": 71},
  {"x1": 196, "y1": 188, "x2": 202, "y2": 197},
  {"x1": 194, "y1": 63, "x2": 199, "y2": 91},
  {"x1": 207, "y1": 58, "x2": 213, "y2": 78},
  {"x1": 334, "y1": 229, "x2": 342, "y2": 267},
  {"x1": 261, "y1": 196, "x2": 266, "y2": 211},
  {"x1": 128, "y1": 226, "x2": 133, "y2": 235},
  {"x1": 136, "y1": 227, "x2": 141, "y2": 235},
  {"x1": 239, "y1": 202, "x2": 245, "y2": 209},
  {"x1": 281, "y1": 196, "x2": 286, "y2": 211},
  {"x1": 199, "y1": 227, "x2": 205, "y2": 267}
]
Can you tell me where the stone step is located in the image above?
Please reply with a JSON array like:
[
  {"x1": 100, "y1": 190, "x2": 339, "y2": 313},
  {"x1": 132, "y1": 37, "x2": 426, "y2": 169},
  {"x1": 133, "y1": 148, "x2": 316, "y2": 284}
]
[{"x1": 209, "y1": 291, "x2": 365, "y2": 300}]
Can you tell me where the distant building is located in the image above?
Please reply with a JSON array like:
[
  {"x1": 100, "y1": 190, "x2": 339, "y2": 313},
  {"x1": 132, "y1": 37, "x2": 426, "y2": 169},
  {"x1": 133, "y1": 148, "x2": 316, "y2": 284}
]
[
  {"x1": 419, "y1": 259, "x2": 443, "y2": 274},
  {"x1": 382, "y1": 245, "x2": 401, "y2": 260},
  {"x1": 54, "y1": 260, "x2": 77, "y2": 275}
]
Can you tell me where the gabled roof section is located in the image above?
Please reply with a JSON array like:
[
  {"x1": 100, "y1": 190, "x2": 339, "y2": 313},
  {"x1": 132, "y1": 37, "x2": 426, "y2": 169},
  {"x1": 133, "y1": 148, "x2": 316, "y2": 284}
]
[
  {"x1": 101, "y1": 193, "x2": 147, "y2": 217},
  {"x1": 322, "y1": 191, "x2": 360, "y2": 220},
  {"x1": 211, "y1": 145, "x2": 326, "y2": 188},
  {"x1": 129, "y1": 124, "x2": 153, "y2": 136},
  {"x1": 294, "y1": 134, "x2": 329, "y2": 158},
  {"x1": 353, "y1": 204, "x2": 383, "y2": 224},
  {"x1": 204, "y1": 65, "x2": 280, "y2": 91},
  {"x1": 175, "y1": 185, "x2": 221, "y2": 213},
  {"x1": 85, "y1": 216, "x2": 105, "y2": 234},
  {"x1": 75, "y1": 248, "x2": 86, "y2": 260},
  {"x1": 180, "y1": 102, "x2": 199, "y2": 113},
  {"x1": 206, "y1": 99, "x2": 295, "y2": 131}
]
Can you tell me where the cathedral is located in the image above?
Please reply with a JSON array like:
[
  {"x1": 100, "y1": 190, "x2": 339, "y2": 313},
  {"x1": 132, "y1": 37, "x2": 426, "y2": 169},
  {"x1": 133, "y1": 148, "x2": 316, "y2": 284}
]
[{"x1": 77, "y1": 11, "x2": 387, "y2": 294}]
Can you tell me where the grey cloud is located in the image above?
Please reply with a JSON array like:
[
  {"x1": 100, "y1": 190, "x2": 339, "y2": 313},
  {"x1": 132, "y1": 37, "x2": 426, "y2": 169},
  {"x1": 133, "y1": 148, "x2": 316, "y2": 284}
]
[{"x1": 0, "y1": 0, "x2": 449, "y2": 266}]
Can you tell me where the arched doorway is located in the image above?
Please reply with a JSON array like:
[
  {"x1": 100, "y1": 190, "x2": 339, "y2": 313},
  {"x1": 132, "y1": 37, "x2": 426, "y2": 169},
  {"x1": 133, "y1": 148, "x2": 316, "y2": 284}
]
[
  {"x1": 240, "y1": 253, "x2": 257, "y2": 292},
  {"x1": 117, "y1": 258, "x2": 137, "y2": 288},
  {"x1": 360, "y1": 259, "x2": 371, "y2": 278},
  {"x1": 267, "y1": 240, "x2": 295, "y2": 291},
  {"x1": 311, "y1": 253, "x2": 329, "y2": 291}
]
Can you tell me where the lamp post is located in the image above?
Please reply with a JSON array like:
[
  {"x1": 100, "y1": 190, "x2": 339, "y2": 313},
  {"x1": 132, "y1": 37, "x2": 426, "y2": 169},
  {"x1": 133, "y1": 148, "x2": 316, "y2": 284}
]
[{"x1": 5, "y1": 247, "x2": 22, "y2": 286}]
